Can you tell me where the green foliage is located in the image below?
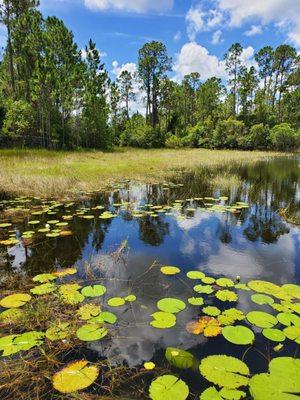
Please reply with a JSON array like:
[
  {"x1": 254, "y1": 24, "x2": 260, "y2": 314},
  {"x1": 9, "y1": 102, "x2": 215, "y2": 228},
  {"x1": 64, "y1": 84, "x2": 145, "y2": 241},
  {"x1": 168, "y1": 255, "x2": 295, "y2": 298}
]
[
  {"x1": 246, "y1": 124, "x2": 270, "y2": 150},
  {"x1": 270, "y1": 123, "x2": 299, "y2": 151},
  {"x1": 2, "y1": 100, "x2": 34, "y2": 137},
  {"x1": 213, "y1": 119, "x2": 245, "y2": 149}
]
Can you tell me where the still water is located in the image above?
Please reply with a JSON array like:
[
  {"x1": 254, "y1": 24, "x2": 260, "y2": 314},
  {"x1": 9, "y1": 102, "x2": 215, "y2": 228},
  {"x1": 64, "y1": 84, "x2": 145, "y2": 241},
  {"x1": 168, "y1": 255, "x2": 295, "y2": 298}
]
[{"x1": 0, "y1": 156, "x2": 299, "y2": 397}]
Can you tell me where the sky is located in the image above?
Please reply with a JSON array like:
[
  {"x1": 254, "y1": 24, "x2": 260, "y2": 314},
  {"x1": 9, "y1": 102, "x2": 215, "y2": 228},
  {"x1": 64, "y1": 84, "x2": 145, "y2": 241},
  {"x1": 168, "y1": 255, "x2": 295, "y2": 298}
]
[{"x1": 2, "y1": 0, "x2": 300, "y2": 82}]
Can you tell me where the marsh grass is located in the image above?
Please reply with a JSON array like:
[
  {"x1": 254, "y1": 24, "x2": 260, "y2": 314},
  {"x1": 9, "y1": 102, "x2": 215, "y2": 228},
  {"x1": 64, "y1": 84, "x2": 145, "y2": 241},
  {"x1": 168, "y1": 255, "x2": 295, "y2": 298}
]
[{"x1": 0, "y1": 148, "x2": 282, "y2": 198}]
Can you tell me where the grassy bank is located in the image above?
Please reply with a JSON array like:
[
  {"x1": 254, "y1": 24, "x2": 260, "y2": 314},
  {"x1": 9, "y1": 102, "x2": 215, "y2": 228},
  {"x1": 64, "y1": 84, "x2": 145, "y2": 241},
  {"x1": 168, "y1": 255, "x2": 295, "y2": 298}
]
[{"x1": 0, "y1": 148, "x2": 283, "y2": 198}]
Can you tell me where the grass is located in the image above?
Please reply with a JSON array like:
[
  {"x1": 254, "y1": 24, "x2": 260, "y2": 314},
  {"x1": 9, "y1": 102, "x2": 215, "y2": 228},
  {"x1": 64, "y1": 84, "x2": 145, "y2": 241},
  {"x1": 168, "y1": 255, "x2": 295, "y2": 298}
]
[{"x1": 0, "y1": 147, "x2": 283, "y2": 198}]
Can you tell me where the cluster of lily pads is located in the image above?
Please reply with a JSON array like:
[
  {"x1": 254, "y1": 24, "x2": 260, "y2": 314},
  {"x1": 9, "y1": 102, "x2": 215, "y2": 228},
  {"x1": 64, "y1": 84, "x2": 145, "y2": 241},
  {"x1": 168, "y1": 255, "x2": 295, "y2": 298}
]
[
  {"x1": 0, "y1": 259, "x2": 299, "y2": 398},
  {"x1": 0, "y1": 193, "x2": 249, "y2": 248}
]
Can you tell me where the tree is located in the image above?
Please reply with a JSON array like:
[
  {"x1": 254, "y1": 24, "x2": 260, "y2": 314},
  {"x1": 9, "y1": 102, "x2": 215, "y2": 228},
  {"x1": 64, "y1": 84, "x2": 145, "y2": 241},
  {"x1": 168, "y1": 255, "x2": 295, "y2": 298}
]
[
  {"x1": 238, "y1": 66, "x2": 258, "y2": 123},
  {"x1": 81, "y1": 39, "x2": 110, "y2": 149},
  {"x1": 255, "y1": 46, "x2": 273, "y2": 96},
  {"x1": 138, "y1": 41, "x2": 172, "y2": 127},
  {"x1": 117, "y1": 70, "x2": 135, "y2": 120},
  {"x1": 224, "y1": 43, "x2": 243, "y2": 116}
]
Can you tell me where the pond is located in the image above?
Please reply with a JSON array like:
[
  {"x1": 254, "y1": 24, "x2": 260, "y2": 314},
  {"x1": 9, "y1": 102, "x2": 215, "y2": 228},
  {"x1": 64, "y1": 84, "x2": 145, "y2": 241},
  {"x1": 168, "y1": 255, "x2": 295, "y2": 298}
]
[{"x1": 0, "y1": 156, "x2": 300, "y2": 399}]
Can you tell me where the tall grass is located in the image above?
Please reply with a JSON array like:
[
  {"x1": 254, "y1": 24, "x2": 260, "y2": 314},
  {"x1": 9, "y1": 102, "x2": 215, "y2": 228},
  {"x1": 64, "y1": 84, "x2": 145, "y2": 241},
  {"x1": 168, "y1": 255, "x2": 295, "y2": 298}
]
[{"x1": 0, "y1": 148, "x2": 281, "y2": 198}]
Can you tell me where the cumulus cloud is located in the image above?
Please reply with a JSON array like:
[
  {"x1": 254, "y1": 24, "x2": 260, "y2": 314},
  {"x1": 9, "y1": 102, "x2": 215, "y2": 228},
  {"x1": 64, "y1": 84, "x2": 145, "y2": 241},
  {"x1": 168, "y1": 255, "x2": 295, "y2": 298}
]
[
  {"x1": 84, "y1": 0, "x2": 173, "y2": 13},
  {"x1": 211, "y1": 30, "x2": 223, "y2": 45},
  {"x1": 186, "y1": 7, "x2": 205, "y2": 41},
  {"x1": 173, "y1": 42, "x2": 227, "y2": 81},
  {"x1": 244, "y1": 25, "x2": 262, "y2": 37},
  {"x1": 217, "y1": 0, "x2": 300, "y2": 47}
]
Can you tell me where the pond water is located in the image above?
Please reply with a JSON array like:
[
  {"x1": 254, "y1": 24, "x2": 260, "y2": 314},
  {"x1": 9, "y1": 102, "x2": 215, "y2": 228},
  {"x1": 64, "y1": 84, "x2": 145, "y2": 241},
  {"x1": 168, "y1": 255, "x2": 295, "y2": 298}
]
[{"x1": 0, "y1": 156, "x2": 299, "y2": 398}]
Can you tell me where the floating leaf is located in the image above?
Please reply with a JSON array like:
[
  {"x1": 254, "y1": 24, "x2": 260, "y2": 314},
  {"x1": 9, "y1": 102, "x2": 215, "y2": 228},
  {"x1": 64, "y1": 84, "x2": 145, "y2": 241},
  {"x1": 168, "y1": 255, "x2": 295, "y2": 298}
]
[
  {"x1": 32, "y1": 273, "x2": 56, "y2": 283},
  {"x1": 222, "y1": 325, "x2": 255, "y2": 345},
  {"x1": 202, "y1": 277, "x2": 216, "y2": 284},
  {"x1": 262, "y1": 328, "x2": 286, "y2": 342},
  {"x1": 216, "y1": 290, "x2": 238, "y2": 302},
  {"x1": 157, "y1": 298, "x2": 186, "y2": 314},
  {"x1": 186, "y1": 271, "x2": 205, "y2": 280},
  {"x1": 91, "y1": 311, "x2": 117, "y2": 325},
  {"x1": 0, "y1": 293, "x2": 31, "y2": 308},
  {"x1": 125, "y1": 294, "x2": 137, "y2": 302},
  {"x1": 200, "y1": 387, "x2": 246, "y2": 400},
  {"x1": 277, "y1": 312, "x2": 300, "y2": 327},
  {"x1": 246, "y1": 311, "x2": 277, "y2": 328},
  {"x1": 218, "y1": 309, "x2": 245, "y2": 326},
  {"x1": 249, "y1": 357, "x2": 300, "y2": 400},
  {"x1": 107, "y1": 297, "x2": 125, "y2": 307},
  {"x1": 52, "y1": 360, "x2": 99, "y2": 394},
  {"x1": 53, "y1": 268, "x2": 77, "y2": 277},
  {"x1": 149, "y1": 375, "x2": 189, "y2": 400},
  {"x1": 160, "y1": 266, "x2": 180, "y2": 275},
  {"x1": 203, "y1": 306, "x2": 221, "y2": 316},
  {"x1": 165, "y1": 347, "x2": 197, "y2": 369},
  {"x1": 76, "y1": 323, "x2": 108, "y2": 341},
  {"x1": 282, "y1": 284, "x2": 300, "y2": 300},
  {"x1": 248, "y1": 280, "x2": 291, "y2": 301},
  {"x1": 81, "y1": 285, "x2": 106, "y2": 297},
  {"x1": 194, "y1": 284, "x2": 214, "y2": 294},
  {"x1": 283, "y1": 326, "x2": 300, "y2": 344},
  {"x1": 59, "y1": 284, "x2": 84, "y2": 305},
  {"x1": 216, "y1": 278, "x2": 234, "y2": 288},
  {"x1": 251, "y1": 294, "x2": 274, "y2": 305},
  {"x1": 199, "y1": 355, "x2": 249, "y2": 389},
  {"x1": 188, "y1": 297, "x2": 204, "y2": 306},
  {"x1": 150, "y1": 312, "x2": 176, "y2": 329},
  {"x1": 186, "y1": 316, "x2": 221, "y2": 337},
  {"x1": 0, "y1": 308, "x2": 23, "y2": 324},
  {"x1": 46, "y1": 323, "x2": 70, "y2": 341},
  {"x1": 0, "y1": 331, "x2": 44, "y2": 356},
  {"x1": 76, "y1": 304, "x2": 101, "y2": 320},
  {"x1": 30, "y1": 282, "x2": 56, "y2": 295}
]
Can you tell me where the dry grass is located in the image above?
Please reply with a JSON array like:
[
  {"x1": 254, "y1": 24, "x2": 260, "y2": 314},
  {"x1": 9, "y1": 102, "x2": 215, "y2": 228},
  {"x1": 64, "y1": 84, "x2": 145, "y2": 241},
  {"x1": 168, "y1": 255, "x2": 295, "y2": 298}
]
[{"x1": 0, "y1": 148, "x2": 282, "y2": 198}]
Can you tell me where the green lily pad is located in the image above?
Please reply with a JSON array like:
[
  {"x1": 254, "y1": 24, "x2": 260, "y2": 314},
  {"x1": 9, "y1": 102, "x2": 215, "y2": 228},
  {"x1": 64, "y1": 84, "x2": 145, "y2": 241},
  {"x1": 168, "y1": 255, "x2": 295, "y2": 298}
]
[
  {"x1": 107, "y1": 297, "x2": 125, "y2": 307},
  {"x1": 0, "y1": 293, "x2": 32, "y2": 308},
  {"x1": 283, "y1": 326, "x2": 300, "y2": 344},
  {"x1": 124, "y1": 294, "x2": 137, "y2": 302},
  {"x1": 248, "y1": 280, "x2": 291, "y2": 301},
  {"x1": 30, "y1": 282, "x2": 56, "y2": 295},
  {"x1": 186, "y1": 271, "x2": 205, "y2": 280},
  {"x1": 277, "y1": 312, "x2": 300, "y2": 327},
  {"x1": 251, "y1": 294, "x2": 274, "y2": 305},
  {"x1": 262, "y1": 328, "x2": 286, "y2": 342},
  {"x1": 0, "y1": 308, "x2": 23, "y2": 324},
  {"x1": 32, "y1": 273, "x2": 56, "y2": 283},
  {"x1": 91, "y1": 311, "x2": 117, "y2": 325},
  {"x1": 194, "y1": 284, "x2": 214, "y2": 294},
  {"x1": 199, "y1": 355, "x2": 249, "y2": 389},
  {"x1": 149, "y1": 375, "x2": 189, "y2": 400},
  {"x1": 282, "y1": 284, "x2": 300, "y2": 300},
  {"x1": 202, "y1": 277, "x2": 216, "y2": 284},
  {"x1": 46, "y1": 323, "x2": 70, "y2": 341},
  {"x1": 157, "y1": 298, "x2": 186, "y2": 314},
  {"x1": 76, "y1": 323, "x2": 108, "y2": 341},
  {"x1": 218, "y1": 309, "x2": 245, "y2": 326},
  {"x1": 165, "y1": 347, "x2": 197, "y2": 369},
  {"x1": 216, "y1": 278, "x2": 235, "y2": 288},
  {"x1": 81, "y1": 285, "x2": 106, "y2": 297},
  {"x1": 222, "y1": 325, "x2": 255, "y2": 345},
  {"x1": 160, "y1": 266, "x2": 181, "y2": 275},
  {"x1": 216, "y1": 290, "x2": 238, "y2": 302},
  {"x1": 150, "y1": 312, "x2": 176, "y2": 329},
  {"x1": 203, "y1": 306, "x2": 221, "y2": 316},
  {"x1": 246, "y1": 311, "x2": 277, "y2": 328},
  {"x1": 76, "y1": 304, "x2": 101, "y2": 320},
  {"x1": 200, "y1": 387, "x2": 246, "y2": 400},
  {"x1": 249, "y1": 357, "x2": 300, "y2": 400},
  {"x1": 188, "y1": 297, "x2": 204, "y2": 306}
]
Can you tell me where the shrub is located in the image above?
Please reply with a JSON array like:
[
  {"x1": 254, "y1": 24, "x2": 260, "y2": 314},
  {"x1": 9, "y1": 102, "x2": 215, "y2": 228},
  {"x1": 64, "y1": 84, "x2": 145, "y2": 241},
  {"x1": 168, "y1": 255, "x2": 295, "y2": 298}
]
[
  {"x1": 213, "y1": 118, "x2": 245, "y2": 149},
  {"x1": 165, "y1": 134, "x2": 183, "y2": 148},
  {"x1": 245, "y1": 124, "x2": 270, "y2": 150},
  {"x1": 270, "y1": 123, "x2": 299, "y2": 151},
  {"x1": 2, "y1": 99, "x2": 34, "y2": 137},
  {"x1": 181, "y1": 123, "x2": 205, "y2": 147}
]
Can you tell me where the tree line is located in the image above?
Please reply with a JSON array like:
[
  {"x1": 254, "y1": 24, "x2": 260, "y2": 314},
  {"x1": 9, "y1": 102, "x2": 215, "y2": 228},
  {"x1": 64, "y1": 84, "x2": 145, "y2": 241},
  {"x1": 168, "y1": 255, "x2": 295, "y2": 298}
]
[{"x1": 0, "y1": 1, "x2": 299, "y2": 151}]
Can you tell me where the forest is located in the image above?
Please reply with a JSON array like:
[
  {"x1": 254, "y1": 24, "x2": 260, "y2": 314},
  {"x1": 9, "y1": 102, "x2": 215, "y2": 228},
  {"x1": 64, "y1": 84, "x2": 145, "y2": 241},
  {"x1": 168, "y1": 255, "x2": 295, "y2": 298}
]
[{"x1": 0, "y1": 0, "x2": 299, "y2": 151}]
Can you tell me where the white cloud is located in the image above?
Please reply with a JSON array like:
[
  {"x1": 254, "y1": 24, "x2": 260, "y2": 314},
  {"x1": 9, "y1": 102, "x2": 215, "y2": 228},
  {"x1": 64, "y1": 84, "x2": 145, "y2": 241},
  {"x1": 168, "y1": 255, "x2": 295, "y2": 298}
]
[
  {"x1": 217, "y1": 0, "x2": 300, "y2": 47},
  {"x1": 84, "y1": 0, "x2": 173, "y2": 13},
  {"x1": 244, "y1": 25, "x2": 262, "y2": 36},
  {"x1": 186, "y1": 7, "x2": 205, "y2": 41},
  {"x1": 206, "y1": 9, "x2": 223, "y2": 29},
  {"x1": 173, "y1": 42, "x2": 227, "y2": 81},
  {"x1": 81, "y1": 48, "x2": 107, "y2": 59},
  {"x1": 173, "y1": 31, "x2": 182, "y2": 42},
  {"x1": 211, "y1": 30, "x2": 223, "y2": 45},
  {"x1": 241, "y1": 45, "x2": 258, "y2": 69}
]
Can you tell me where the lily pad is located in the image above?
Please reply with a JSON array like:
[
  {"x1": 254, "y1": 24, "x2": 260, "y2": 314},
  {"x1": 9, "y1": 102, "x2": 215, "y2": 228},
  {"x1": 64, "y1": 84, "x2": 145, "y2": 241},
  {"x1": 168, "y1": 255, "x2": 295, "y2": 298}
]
[
  {"x1": 200, "y1": 387, "x2": 246, "y2": 400},
  {"x1": 81, "y1": 285, "x2": 106, "y2": 297},
  {"x1": 251, "y1": 294, "x2": 274, "y2": 306},
  {"x1": 262, "y1": 328, "x2": 286, "y2": 342},
  {"x1": 222, "y1": 325, "x2": 255, "y2": 345},
  {"x1": 125, "y1": 294, "x2": 137, "y2": 302},
  {"x1": 199, "y1": 355, "x2": 249, "y2": 389},
  {"x1": 157, "y1": 298, "x2": 186, "y2": 314},
  {"x1": 277, "y1": 312, "x2": 300, "y2": 327},
  {"x1": 46, "y1": 323, "x2": 70, "y2": 341},
  {"x1": 246, "y1": 311, "x2": 277, "y2": 328},
  {"x1": 76, "y1": 323, "x2": 108, "y2": 341},
  {"x1": 0, "y1": 293, "x2": 32, "y2": 308},
  {"x1": 76, "y1": 304, "x2": 101, "y2": 320},
  {"x1": 203, "y1": 306, "x2": 221, "y2": 316},
  {"x1": 186, "y1": 271, "x2": 205, "y2": 280},
  {"x1": 150, "y1": 312, "x2": 176, "y2": 329},
  {"x1": 30, "y1": 282, "x2": 56, "y2": 295},
  {"x1": 216, "y1": 278, "x2": 235, "y2": 288},
  {"x1": 188, "y1": 297, "x2": 204, "y2": 306},
  {"x1": 91, "y1": 311, "x2": 117, "y2": 325},
  {"x1": 165, "y1": 347, "x2": 197, "y2": 369},
  {"x1": 107, "y1": 297, "x2": 125, "y2": 307},
  {"x1": 194, "y1": 284, "x2": 214, "y2": 294},
  {"x1": 160, "y1": 266, "x2": 180, "y2": 275},
  {"x1": 283, "y1": 326, "x2": 300, "y2": 344},
  {"x1": 32, "y1": 273, "x2": 56, "y2": 283},
  {"x1": 0, "y1": 308, "x2": 23, "y2": 324},
  {"x1": 216, "y1": 290, "x2": 238, "y2": 302},
  {"x1": 52, "y1": 360, "x2": 99, "y2": 394},
  {"x1": 149, "y1": 375, "x2": 189, "y2": 400}
]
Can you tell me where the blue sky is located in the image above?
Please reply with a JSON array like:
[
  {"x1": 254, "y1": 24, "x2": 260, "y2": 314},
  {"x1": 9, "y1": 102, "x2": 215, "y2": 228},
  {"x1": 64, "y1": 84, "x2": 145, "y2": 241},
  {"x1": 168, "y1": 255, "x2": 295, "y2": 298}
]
[{"x1": 5, "y1": 0, "x2": 300, "y2": 81}]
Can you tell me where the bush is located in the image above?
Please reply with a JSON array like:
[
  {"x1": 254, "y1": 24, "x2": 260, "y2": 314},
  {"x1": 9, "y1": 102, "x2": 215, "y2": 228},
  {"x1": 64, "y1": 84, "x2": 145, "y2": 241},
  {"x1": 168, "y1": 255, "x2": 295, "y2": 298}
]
[
  {"x1": 213, "y1": 118, "x2": 245, "y2": 148},
  {"x1": 270, "y1": 123, "x2": 299, "y2": 151},
  {"x1": 165, "y1": 134, "x2": 183, "y2": 148},
  {"x1": 244, "y1": 124, "x2": 270, "y2": 150},
  {"x1": 181, "y1": 123, "x2": 205, "y2": 147},
  {"x1": 2, "y1": 99, "x2": 34, "y2": 137}
]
